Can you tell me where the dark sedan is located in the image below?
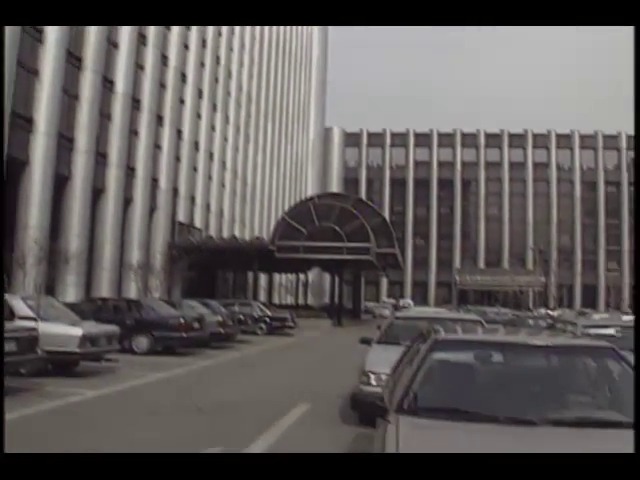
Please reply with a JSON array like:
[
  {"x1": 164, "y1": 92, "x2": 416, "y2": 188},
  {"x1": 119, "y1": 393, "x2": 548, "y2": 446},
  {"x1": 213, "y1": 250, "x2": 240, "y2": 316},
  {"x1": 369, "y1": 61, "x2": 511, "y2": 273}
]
[
  {"x1": 174, "y1": 298, "x2": 240, "y2": 343},
  {"x1": 66, "y1": 298, "x2": 208, "y2": 355},
  {"x1": 218, "y1": 300, "x2": 297, "y2": 335}
]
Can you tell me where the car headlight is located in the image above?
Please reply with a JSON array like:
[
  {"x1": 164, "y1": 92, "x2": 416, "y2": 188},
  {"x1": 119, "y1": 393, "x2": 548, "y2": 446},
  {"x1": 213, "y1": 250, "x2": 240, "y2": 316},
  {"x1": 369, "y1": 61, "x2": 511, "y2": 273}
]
[{"x1": 360, "y1": 371, "x2": 389, "y2": 387}]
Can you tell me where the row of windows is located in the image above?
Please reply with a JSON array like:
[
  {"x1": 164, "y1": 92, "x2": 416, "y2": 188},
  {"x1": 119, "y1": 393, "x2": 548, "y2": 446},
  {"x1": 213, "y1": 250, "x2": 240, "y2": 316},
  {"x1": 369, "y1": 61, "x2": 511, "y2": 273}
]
[{"x1": 346, "y1": 146, "x2": 630, "y2": 169}]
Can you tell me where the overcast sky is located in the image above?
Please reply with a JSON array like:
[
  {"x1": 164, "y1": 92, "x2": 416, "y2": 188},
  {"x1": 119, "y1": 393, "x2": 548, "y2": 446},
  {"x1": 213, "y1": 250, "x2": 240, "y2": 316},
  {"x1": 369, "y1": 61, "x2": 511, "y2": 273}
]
[{"x1": 326, "y1": 26, "x2": 634, "y2": 133}]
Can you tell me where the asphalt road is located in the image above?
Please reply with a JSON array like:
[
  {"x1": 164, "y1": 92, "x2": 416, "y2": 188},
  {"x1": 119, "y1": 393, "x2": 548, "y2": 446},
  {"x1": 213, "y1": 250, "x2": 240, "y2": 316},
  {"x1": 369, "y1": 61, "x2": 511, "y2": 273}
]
[{"x1": 4, "y1": 318, "x2": 376, "y2": 453}]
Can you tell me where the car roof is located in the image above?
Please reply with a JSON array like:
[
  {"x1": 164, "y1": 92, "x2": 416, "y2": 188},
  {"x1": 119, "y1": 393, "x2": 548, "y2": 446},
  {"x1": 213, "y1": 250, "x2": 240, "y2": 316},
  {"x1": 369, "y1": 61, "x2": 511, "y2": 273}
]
[
  {"x1": 556, "y1": 310, "x2": 634, "y2": 327},
  {"x1": 434, "y1": 327, "x2": 616, "y2": 348},
  {"x1": 395, "y1": 308, "x2": 484, "y2": 323}
]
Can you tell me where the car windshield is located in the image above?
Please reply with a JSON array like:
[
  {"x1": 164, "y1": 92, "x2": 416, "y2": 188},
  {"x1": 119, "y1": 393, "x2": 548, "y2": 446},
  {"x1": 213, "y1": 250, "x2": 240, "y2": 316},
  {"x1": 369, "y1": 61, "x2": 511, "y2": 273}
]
[
  {"x1": 142, "y1": 298, "x2": 181, "y2": 317},
  {"x1": 235, "y1": 303, "x2": 256, "y2": 314},
  {"x1": 377, "y1": 322, "x2": 424, "y2": 345},
  {"x1": 397, "y1": 316, "x2": 484, "y2": 334},
  {"x1": 22, "y1": 296, "x2": 83, "y2": 326},
  {"x1": 180, "y1": 300, "x2": 213, "y2": 317},
  {"x1": 201, "y1": 300, "x2": 226, "y2": 315},
  {"x1": 256, "y1": 303, "x2": 272, "y2": 315},
  {"x1": 401, "y1": 341, "x2": 634, "y2": 427}
]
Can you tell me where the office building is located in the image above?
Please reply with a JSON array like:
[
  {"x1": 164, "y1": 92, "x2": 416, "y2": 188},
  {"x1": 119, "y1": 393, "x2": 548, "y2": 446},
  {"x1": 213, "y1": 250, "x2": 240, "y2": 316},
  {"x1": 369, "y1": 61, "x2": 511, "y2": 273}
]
[
  {"x1": 4, "y1": 26, "x2": 329, "y2": 302},
  {"x1": 328, "y1": 128, "x2": 635, "y2": 312}
]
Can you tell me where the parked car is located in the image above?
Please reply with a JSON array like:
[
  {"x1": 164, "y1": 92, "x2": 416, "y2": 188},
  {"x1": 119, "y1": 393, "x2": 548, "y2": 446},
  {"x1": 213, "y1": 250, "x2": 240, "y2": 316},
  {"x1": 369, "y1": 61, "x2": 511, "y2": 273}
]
[
  {"x1": 392, "y1": 308, "x2": 487, "y2": 332},
  {"x1": 458, "y1": 305, "x2": 524, "y2": 325},
  {"x1": 170, "y1": 298, "x2": 239, "y2": 343},
  {"x1": 66, "y1": 297, "x2": 208, "y2": 355},
  {"x1": 5, "y1": 294, "x2": 120, "y2": 374},
  {"x1": 218, "y1": 299, "x2": 297, "y2": 335},
  {"x1": 551, "y1": 310, "x2": 634, "y2": 362},
  {"x1": 371, "y1": 328, "x2": 634, "y2": 453},
  {"x1": 351, "y1": 318, "x2": 432, "y2": 426},
  {"x1": 4, "y1": 297, "x2": 43, "y2": 375}
]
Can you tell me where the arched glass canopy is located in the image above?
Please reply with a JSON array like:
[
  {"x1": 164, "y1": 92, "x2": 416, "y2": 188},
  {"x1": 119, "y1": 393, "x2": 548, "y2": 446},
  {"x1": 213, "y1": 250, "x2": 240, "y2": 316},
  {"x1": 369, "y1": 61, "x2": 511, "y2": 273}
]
[{"x1": 270, "y1": 192, "x2": 403, "y2": 272}]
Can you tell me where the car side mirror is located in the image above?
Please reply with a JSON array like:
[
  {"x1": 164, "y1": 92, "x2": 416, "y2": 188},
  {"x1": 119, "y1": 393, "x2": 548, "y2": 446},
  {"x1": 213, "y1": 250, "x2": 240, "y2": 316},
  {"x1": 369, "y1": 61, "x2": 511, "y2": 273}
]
[{"x1": 359, "y1": 336, "x2": 373, "y2": 346}]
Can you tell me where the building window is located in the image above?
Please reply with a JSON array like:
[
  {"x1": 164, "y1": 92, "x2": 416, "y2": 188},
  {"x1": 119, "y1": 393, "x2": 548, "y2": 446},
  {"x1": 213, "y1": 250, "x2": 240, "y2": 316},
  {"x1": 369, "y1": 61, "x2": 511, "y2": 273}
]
[
  {"x1": 437, "y1": 147, "x2": 454, "y2": 162},
  {"x1": 533, "y1": 148, "x2": 548, "y2": 163},
  {"x1": 345, "y1": 146, "x2": 358, "y2": 167},
  {"x1": 486, "y1": 147, "x2": 501, "y2": 163},
  {"x1": 509, "y1": 148, "x2": 525, "y2": 163}
]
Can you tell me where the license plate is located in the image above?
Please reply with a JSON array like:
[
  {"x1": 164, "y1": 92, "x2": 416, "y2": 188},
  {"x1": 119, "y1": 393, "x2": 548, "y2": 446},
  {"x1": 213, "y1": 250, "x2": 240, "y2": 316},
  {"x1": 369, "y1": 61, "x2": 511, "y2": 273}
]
[{"x1": 5, "y1": 340, "x2": 18, "y2": 353}]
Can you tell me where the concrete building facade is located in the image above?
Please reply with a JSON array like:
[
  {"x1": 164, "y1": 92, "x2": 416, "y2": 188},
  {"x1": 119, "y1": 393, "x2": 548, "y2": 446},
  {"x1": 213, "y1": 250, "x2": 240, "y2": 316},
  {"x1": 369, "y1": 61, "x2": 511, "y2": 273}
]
[
  {"x1": 4, "y1": 26, "x2": 329, "y2": 303},
  {"x1": 328, "y1": 128, "x2": 635, "y2": 312}
]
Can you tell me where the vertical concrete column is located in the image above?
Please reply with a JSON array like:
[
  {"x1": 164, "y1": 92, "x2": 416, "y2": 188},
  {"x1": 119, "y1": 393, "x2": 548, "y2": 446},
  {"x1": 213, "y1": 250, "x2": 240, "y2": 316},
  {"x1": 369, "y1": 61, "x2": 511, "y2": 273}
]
[
  {"x1": 194, "y1": 27, "x2": 221, "y2": 232},
  {"x1": 300, "y1": 27, "x2": 312, "y2": 201},
  {"x1": 452, "y1": 129, "x2": 463, "y2": 275},
  {"x1": 500, "y1": 130, "x2": 510, "y2": 270},
  {"x1": 209, "y1": 26, "x2": 232, "y2": 236},
  {"x1": 476, "y1": 130, "x2": 486, "y2": 268},
  {"x1": 148, "y1": 26, "x2": 187, "y2": 298},
  {"x1": 571, "y1": 130, "x2": 583, "y2": 309},
  {"x1": 12, "y1": 26, "x2": 70, "y2": 294},
  {"x1": 91, "y1": 26, "x2": 138, "y2": 297},
  {"x1": 121, "y1": 26, "x2": 164, "y2": 298},
  {"x1": 293, "y1": 26, "x2": 306, "y2": 204},
  {"x1": 379, "y1": 128, "x2": 392, "y2": 301},
  {"x1": 307, "y1": 26, "x2": 329, "y2": 196},
  {"x1": 359, "y1": 129, "x2": 368, "y2": 196},
  {"x1": 56, "y1": 26, "x2": 109, "y2": 302},
  {"x1": 4, "y1": 26, "x2": 22, "y2": 169},
  {"x1": 176, "y1": 26, "x2": 204, "y2": 225},
  {"x1": 281, "y1": 26, "x2": 296, "y2": 218},
  {"x1": 618, "y1": 132, "x2": 630, "y2": 312},
  {"x1": 270, "y1": 27, "x2": 286, "y2": 303},
  {"x1": 547, "y1": 130, "x2": 559, "y2": 309},
  {"x1": 260, "y1": 26, "x2": 279, "y2": 238},
  {"x1": 253, "y1": 26, "x2": 271, "y2": 238},
  {"x1": 357, "y1": 128, "x2": 368, "y2": 306},
  {"x1": 595, "y1": 131, "x2": 607, "y2": 311},
  {"x1": 268, "y1": 26, "x2": 286, "y2": 236},
  {"x1": 403, "y1": 129, "x2": 415, "y2": 300},
  {"x1": 427, "y1": 130, "x2": 440, "y2": 306},
  {"x1": 233, "y1": 27, "x2": 254, "y2": 237},
  {"x1": 245, "y1": 26, "x2": 262, "y2": 238},
  {"x1": 524, "y1": 129, "x2": 535, "y2": 308},
  {"x1": 221, "y1": 27, "x2": 243, "y2": 238}
]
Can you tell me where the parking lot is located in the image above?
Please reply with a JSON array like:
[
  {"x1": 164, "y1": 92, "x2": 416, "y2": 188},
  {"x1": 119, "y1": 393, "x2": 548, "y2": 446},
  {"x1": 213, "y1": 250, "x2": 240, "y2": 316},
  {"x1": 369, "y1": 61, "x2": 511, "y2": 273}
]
[{"x1": 4, "y1": 318, "x2": 377, "y2": 453}]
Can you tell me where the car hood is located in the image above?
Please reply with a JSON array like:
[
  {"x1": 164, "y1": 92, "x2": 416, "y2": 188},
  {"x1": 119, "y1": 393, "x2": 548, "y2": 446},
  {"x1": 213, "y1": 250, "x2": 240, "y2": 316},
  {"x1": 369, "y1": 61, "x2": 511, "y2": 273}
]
[
  {"x1": 364, "y1": 344, "x2": 406, "y2": 375},
  {"x1": 394, "y1": 415, "x2": 634, "y2": 453},
  {"x1": 81, "y1": 320, "x2": 120, "y2": 336}
]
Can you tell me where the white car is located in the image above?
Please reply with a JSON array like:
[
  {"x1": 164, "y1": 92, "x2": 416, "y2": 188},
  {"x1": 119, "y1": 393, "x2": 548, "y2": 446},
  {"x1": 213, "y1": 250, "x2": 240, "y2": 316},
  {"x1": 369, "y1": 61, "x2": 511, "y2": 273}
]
[{"x1": 4, "y1": 294, "x2": 121, "y2": 374}]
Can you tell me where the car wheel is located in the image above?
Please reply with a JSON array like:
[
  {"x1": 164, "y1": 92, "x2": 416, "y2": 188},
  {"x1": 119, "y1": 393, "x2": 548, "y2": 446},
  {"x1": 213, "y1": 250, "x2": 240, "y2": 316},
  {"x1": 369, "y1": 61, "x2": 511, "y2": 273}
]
[
  {"x1": 50, "y1": 361, "x2": 80, "y2": 375},
  {"x1": 357, "y1": 412, "x2": 376, "y2": 428},
  {"x1": 130, "y1": 333, "x2": 155, "y2": 355},
  {"x1": 255, "y1": 323, "x2": 268, "y2": 336}
]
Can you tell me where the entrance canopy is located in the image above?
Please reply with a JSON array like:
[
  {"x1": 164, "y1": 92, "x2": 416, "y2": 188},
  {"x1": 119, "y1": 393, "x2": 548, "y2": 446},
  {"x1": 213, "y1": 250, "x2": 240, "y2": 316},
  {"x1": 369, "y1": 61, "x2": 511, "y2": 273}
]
[
  {"x1": 270, "y1": 192, "x2": 403, "y2": 273},
  {"x1": 170, "y1": 192, "x2": 403, "y2": 274}
]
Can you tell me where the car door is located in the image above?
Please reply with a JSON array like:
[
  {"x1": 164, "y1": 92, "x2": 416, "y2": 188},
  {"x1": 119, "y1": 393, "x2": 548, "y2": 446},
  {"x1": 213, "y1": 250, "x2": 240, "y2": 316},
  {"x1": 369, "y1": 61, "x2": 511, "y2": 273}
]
[{"x1": 92, "y1": 300, "x2": 120, "y2": 327}]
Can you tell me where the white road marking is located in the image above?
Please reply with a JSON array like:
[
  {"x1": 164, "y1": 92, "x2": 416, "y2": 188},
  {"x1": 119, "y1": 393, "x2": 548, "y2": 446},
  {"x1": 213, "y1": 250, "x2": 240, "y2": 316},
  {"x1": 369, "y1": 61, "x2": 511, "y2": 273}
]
[
  {"x1": 243, "y1": 402, "x2": 311, "y2": 453},
  {"x1": 5, "y1": 333, "x2": 322, "y2": 422}
]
